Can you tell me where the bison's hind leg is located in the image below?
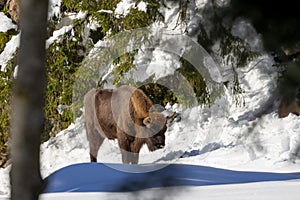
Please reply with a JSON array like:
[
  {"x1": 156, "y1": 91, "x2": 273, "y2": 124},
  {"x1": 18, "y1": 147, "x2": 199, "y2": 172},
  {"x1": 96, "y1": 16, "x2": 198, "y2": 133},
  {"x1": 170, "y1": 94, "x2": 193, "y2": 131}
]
[{"x1": 88, "y1": 129, "x2": 104, "y2": 162}]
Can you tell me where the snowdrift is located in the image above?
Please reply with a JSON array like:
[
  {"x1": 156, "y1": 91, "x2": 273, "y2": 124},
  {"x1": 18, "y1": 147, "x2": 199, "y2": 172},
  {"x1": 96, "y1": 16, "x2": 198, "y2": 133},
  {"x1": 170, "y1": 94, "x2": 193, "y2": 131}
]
[{"x1": 43, "y1": 162, "x2": 300, "y2": 193}]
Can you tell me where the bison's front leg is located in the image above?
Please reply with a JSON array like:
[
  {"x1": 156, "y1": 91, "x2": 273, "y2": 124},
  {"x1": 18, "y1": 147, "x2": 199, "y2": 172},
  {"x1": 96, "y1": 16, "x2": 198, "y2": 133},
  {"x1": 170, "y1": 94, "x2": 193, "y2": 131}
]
[
  {"x1": 120, "y1": 145, "x2": 139, "y2": 164},
  {"x1": 130, "y1": 153, "x2": 139, "y2": 164},
  {"x1": 119, "y1": 149, "x2": 138, "y2": 164},
  {"x1": 118, "y1": 141, "x2": 133, "y2": 164},
  {"x1": 120, "y1": 151, "x2": 139, "y2": 164},
  {"x1": 117, "y1": 133, "x2": 139, "y2": 164}
]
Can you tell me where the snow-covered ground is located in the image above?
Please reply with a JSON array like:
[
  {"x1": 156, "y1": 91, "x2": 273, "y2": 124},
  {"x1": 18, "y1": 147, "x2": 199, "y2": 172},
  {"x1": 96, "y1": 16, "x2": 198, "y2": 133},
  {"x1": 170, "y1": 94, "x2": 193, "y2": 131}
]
[
  {"x1": 1, "y1": 44, "x2": 300, "y2": 199},
  {"x1": 1, "y1": 0, "x2": 300, "y2": 199},
  {"x1": 38, "y1": 181, "x2": 300, "y2": 200}
]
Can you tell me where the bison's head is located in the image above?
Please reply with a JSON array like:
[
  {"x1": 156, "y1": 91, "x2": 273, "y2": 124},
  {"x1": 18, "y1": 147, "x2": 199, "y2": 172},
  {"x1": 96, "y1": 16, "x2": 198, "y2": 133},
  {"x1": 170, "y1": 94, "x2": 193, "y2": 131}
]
[{"x1": 143, "y1": 112, "x2": 176, "y2": 151}]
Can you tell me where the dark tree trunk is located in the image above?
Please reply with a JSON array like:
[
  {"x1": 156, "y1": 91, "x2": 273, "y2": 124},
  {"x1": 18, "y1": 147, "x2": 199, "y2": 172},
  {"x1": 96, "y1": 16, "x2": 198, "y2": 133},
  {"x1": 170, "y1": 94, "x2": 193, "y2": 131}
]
[{"x1": 10, "y1": 0, "x2": 49, "y2": 200}]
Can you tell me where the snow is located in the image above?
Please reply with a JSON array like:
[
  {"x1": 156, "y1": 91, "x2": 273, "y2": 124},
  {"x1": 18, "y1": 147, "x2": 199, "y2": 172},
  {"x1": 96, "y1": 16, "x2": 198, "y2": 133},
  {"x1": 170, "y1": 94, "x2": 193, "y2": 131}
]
[
  {"x1": 48, "y1": 0, "x2": 62, "y2": 19},
  {"x1": 115, "y1": 0, "x2": 136, "y2": 18},
  {"x1": 0, "y1": 12, "x2": 17, "y2": 33},
  {"x1": 136, "y1": 1, "x2": 147, "y2": 12},
  {"x1": 1, "y1": 0, "x2": 300, "y2": 199},
  {"x1": 46, "y1": 11, "x2": 87, "y2": 48},
  {"x1": 2, "y1": 49, "x2": 300, "y2": 198},
  {"x1": 0, "y1": 34, "x2": 19, "y2": 72},
  {"x1": 34, "y1": 180, "x2": 300, "y2": 200},
  {"x1": 0, "y1": 13, "x2": 18, "y2": 71},
  {"x1": 46, "y1": 25, "x2": 73, "y2": 48},
  {"x1": 0, "y1": 167, "x2": 10, "y2": 197},
  {"x1": 145, "y1": 49, "x2": 182, "y2": 80},
  {"x1": 98, "y1": 10, "x2": 113, "y2": 14},
  {"x1": 115, "y1": 0, "x2": 148, "y2": 18}
]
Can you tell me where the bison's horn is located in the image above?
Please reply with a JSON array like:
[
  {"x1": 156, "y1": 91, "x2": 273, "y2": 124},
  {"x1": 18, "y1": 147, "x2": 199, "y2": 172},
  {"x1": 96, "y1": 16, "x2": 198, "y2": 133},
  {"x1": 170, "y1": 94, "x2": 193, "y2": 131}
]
[
  {"x1": 143, "y1": 117, "x2": 152, "y2": 126},
  {"x1": 166, "y1": 112, "x2": 176, "y2": 120},
  {"x1": 167, "y1": 112, "x2": 181, "y2": 124}
]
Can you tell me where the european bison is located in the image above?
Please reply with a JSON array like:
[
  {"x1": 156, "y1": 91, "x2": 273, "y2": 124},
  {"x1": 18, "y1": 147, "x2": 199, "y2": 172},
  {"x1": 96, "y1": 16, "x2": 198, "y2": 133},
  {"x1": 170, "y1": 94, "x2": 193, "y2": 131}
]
[{"x1": 84, "y1": 85, "x2": 175, "y2": 164}]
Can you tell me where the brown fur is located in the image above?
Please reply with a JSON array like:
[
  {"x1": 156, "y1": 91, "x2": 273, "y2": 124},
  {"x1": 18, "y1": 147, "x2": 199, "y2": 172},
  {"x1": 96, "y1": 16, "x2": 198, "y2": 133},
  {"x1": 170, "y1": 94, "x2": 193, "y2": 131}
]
[
  {"x1": 84, "y1": 85, "x2": 171, "y2": 164},
  {"x1": 278, "y1": 96, "x2": 300, "y2": 118}
]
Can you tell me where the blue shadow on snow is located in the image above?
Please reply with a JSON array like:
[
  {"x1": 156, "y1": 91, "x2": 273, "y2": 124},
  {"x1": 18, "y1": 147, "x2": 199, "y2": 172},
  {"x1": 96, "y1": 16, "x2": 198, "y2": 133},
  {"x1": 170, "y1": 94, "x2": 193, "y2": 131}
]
[{"x1": 43, "y1": 163, "x2": 300, "y2": 193}]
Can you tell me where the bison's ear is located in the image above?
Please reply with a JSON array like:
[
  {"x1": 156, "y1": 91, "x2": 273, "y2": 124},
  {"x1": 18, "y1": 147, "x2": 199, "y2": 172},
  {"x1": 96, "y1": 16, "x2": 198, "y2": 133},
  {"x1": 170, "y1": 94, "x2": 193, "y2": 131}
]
[{"x1": 143, "y1": 117, "x2": 152, "y2": 127}]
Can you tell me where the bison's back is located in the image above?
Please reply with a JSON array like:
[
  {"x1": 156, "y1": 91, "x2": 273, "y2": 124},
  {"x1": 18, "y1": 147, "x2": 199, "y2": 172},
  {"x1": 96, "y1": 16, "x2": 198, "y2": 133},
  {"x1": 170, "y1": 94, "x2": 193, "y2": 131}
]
[{"x1": 84, "y1": 86, "x2": 154, "y2": 139}]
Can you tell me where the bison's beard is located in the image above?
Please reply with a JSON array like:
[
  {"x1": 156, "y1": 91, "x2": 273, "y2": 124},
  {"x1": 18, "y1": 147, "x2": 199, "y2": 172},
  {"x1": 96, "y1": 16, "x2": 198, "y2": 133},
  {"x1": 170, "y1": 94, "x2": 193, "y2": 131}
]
[
  {"x1": 146, "y1": 137, "x2": 165, "y2": 152},
  {"x1": 147, "y1": 142, "x2": 160, "y2": 152}
]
